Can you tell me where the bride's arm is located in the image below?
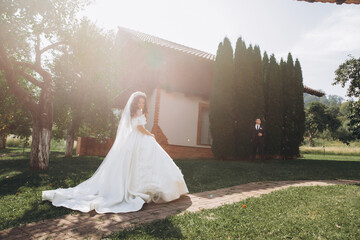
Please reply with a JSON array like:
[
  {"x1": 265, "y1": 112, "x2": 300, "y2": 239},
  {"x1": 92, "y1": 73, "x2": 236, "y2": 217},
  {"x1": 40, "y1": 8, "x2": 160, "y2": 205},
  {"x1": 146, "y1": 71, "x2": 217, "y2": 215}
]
[{"x1": 137, "y1": 125, "x2": 155, "y2": 137}]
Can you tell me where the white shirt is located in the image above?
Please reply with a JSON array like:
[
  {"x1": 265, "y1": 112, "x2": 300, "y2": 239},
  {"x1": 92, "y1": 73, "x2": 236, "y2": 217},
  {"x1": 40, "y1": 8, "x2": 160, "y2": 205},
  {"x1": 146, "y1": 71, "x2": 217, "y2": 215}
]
[{"x1": 255, "y1": 124, "x2": 260, "y2": 130}]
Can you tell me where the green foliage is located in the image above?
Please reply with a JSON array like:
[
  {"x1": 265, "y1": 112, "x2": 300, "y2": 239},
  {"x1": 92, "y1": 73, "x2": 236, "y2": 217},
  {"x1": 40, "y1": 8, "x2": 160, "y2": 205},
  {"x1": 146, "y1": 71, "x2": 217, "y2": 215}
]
[
  {"x1": 231, "y1": 41, "x2": 265, "y2": 159},
  {"x1": 281, "y1": 54, "x2": 297, "y2": 158},
  {"x1": 334, "y1": 56, "x2": 360, "y2": 98},
  {"x1": 264, "y1": 54, "x2": 282, "y2": 155},
  {"x1": 326, "y1": 106, "x2": 342, "y2": 133},
  {"x1": 262, "y1": 52, "x2": 270, "y2": 118},
  {"x1": 339, "y1": 101, "x2": 351, "y2": 116},
  {"x1": 304, "y1": 97, "x2": 353, "y2": 144},
  {"x1": 0, "y1": 75, "x2": 32, "y2": 146},
  {"x1": 0, "y1": 0, "x2": 93, "y2": 168},
  {"x1": 233, "y1": 37, "x2": 253, "y2": 158},
  {"x1": 0, "y1": 0, "x2": 92, "y2": 63},
  {"x1": 333, "y1": 56, "x2": 360, "y2": 140},
  {"x1": 294, "y1": 59, "x2": 305, "y2": 156},
  {"x1": 304, "y1": 93, "x2": 344, "y2": 108},
  {"x1": 348, "y1": 101, "x2": 360, "y2": 139},
  {"x1": 305, "y1": 102, "x2": 342, "y2": 146},
  {"x1": 212, "y1": 38, "x2": 305, "y2": 159},
  {"x1": 276, "y1": 54, "x2": 306, "y2": 158},
  {"x1": 250, "y1": 45, "x2": 265, "y2": 119},
  {"x1": 305, "y1": 102, "x2": 331, "y2": 137},
  {"x1": 209, "y1": 38, "x2": 235, "y2": 159},
  {"x1": 52, "y1": 19, "x2": 119, "y2": 142}
]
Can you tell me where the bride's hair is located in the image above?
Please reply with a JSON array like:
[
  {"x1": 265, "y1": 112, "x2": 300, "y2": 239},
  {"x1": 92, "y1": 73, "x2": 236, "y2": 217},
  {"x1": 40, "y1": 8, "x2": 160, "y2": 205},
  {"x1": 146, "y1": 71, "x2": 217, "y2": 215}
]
[{"x1": 130, "y1": 95, "x2": 148, "y2": 117}]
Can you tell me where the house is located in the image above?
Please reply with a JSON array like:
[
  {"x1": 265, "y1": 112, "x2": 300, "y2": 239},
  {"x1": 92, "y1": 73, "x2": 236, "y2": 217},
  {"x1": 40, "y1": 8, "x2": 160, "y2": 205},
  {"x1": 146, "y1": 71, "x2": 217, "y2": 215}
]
[{"x1": 76, "y1": 27, "x2": 325, "y2": 159}]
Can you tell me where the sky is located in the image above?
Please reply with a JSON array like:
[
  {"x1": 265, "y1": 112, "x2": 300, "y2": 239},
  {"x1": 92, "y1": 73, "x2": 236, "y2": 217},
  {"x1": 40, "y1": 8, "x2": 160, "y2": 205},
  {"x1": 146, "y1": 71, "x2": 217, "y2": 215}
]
[{"x1": 83, "y1": 0, "x2": 360, "y2": 99}]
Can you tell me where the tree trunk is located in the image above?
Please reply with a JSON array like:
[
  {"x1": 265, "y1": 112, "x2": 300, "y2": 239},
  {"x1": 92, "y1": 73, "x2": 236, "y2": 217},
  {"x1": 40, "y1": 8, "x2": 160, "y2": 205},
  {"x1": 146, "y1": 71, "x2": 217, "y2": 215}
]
[
  {"x1": 30, "y1": 119, "x2": 52, "y2": 170},
  {"x1": 29, "y1": 85, "x2": 54, "y2": 170},
  {"x1": 64, "y1": 114, "x2": 81, "y2": 157},
  {"x1": 309, "y1": 133, "x2": 314, "y2": 147},
  {"x1": 0, "y1": 42, "x2": 56, "y2": 170},
  {"x1": 0, "y1": 134, "x2": 7, "y2": 150},
  {"x1": 65, "y1": 123, "x2": 75, "y2": 157}
]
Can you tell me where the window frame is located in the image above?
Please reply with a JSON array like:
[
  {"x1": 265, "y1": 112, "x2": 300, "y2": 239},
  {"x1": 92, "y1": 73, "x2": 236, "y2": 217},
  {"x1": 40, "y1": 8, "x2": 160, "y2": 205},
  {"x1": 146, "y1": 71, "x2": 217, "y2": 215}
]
[{"x1": 197, "y1": 102, "x2": 212, "y2": 146}]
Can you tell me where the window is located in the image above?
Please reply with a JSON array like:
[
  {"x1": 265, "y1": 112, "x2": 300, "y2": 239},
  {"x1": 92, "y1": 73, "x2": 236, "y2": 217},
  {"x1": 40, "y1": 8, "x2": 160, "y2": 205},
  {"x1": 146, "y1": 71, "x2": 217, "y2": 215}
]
[{"x1": 197, "y1": 103, "x2": 212, "y2": 145}]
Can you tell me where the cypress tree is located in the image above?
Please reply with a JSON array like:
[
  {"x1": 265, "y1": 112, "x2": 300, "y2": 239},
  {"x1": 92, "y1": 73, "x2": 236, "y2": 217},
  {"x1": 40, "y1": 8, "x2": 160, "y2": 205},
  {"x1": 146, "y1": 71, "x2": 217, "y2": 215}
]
[
  {"x1": 209, "y1": 38, "x2": 235, "y2": 160},
  {"x1": 246, "y1": 44, "x2": 257, "y2": 123},
  {"x1": 233, "y1": 38, "x2": 253, "y2": 158},
  {"x1": 212, "y1": 36, "x2": 306, "y2": 160},
  {"x1": 233, "y1": 41, "x2": 266, "y2": 159},
  {"x1": 294, "y1": 59, "x2": 305, "y2": 156},
  {"x1": 287, "y1": 53, "x2": 299, "y2": 157},
  {"x1": 280, "y1": 58, "x2": 290, "y2": 158},
  {"x1": 281, "y1": 53, "x2": 298, "y2": 159},
  {"x1": 251, "y1": 45, "x2": 265, "y2": 120},
  {"x1": 263, "y1": 52, "x2": 270, "y2": 124},
  {"x1": 265, "y1": 54, "x2": 283, "y2": 156}
]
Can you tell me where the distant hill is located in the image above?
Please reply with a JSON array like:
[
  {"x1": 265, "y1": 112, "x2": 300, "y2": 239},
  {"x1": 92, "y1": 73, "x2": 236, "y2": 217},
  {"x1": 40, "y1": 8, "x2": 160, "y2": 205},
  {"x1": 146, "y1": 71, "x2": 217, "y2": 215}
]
[{"x1": 304, "y1": 92, "x2": 344, "y2": 108}]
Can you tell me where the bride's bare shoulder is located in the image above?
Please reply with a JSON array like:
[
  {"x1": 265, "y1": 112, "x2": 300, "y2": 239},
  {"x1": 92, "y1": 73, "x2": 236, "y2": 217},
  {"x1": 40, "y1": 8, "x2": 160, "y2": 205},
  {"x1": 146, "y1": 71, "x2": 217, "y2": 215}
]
[{"x1": 131, "y1": 109, "x2": 144, "y2": 119}]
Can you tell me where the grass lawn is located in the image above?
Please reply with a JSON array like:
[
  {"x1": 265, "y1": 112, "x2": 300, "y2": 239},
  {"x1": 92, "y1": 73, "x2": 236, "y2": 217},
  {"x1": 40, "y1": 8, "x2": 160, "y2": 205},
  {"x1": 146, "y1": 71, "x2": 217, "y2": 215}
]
[
  {"x1": 0, "y1": 147, "x2": 359, "y2": 230},
  {"x1": 107, "y1": 184, "x2": 360, "y2": 240},
  {"x1": 300, "y1": 138, "x2": 360, "y2": 156}
]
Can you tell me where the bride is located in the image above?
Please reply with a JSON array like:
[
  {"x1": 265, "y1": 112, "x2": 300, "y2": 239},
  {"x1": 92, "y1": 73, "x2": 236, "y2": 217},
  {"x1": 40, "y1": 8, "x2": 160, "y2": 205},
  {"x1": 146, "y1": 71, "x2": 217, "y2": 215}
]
[{"x1": 42, "y1": 91, "x2": 189, "y2": 213}]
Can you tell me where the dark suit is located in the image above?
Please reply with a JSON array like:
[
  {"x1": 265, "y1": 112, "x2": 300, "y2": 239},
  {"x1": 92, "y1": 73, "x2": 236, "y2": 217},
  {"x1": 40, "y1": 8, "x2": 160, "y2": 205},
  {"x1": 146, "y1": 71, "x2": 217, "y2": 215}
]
[{"x1": 251, "y1": 125, "x2": 265, "y2": 161}]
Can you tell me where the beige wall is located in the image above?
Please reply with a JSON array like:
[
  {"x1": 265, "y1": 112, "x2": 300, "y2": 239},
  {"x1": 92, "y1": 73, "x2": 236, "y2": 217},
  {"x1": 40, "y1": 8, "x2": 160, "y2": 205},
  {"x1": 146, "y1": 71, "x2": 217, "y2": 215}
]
[
  {"x1": 145, "y1": 88, "x2": 157, "y2": 131},
  {"x1": 158, "y1": 88, "x2": 210, "y2": 148}
]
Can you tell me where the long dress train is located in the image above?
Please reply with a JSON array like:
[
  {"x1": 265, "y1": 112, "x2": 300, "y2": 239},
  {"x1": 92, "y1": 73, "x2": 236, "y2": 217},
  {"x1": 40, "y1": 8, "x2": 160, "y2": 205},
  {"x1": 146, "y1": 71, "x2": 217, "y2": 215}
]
[{"x1": 42, "y1": 109, "x2": 188, "y2": 213}]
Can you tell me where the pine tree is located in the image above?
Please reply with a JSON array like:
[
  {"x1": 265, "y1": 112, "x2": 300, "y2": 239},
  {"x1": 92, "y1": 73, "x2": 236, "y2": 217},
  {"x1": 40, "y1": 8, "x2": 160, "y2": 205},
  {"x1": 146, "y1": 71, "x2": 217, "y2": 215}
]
[
  {"x1": 264, "y1": 54, "x2": 283, "y2": 156},
  {"x1": 209, "y1": 38, "x2": 235, "y2": 160}
]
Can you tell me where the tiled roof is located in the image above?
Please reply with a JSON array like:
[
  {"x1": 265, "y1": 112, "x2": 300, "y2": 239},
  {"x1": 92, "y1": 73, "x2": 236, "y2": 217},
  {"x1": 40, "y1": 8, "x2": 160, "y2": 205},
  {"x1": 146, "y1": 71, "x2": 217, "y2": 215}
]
[
  {"x1": 297, "y1": 0, "x2": 360, "y2": 4},
  {"x1": 117, "y1": 26, "x2": 216, "y2": 61},
  {"x1": 304, "y1": 86, "x2": 325, "y2": 97},
  {"x1": 116, "y1": 27, "x2": 325, "y2": 98}
]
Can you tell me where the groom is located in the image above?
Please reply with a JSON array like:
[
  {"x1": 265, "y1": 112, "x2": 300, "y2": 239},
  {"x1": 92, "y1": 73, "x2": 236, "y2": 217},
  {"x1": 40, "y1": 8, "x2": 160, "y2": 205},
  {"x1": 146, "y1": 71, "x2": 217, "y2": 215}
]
[{"x1": 250, "y1": 118, "x2": 265, "y2": 162}]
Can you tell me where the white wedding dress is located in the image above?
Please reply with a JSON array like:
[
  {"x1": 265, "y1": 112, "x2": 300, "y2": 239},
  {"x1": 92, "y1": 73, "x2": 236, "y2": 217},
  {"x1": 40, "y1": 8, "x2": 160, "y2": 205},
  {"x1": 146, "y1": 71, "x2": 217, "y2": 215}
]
[{"x1": 42, "y1": 92, "x2": 188, "y2": 213}]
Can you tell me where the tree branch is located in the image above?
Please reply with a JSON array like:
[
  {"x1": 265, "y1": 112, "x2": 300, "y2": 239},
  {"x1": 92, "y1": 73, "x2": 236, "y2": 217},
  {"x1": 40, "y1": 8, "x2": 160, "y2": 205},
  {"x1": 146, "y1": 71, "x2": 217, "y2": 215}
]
[
  {"x1": 14, "y1": 68, "x2": 44, "y2": 88},
  {"x1": 14, "y1": 61, "x2": 52, "y2": 81},
  {"x1": 27, "y1": 40, "x2": 66, "y2": 82},
  {"x1": 39, "y1": 41, "x2": 66, "y2": 55},
  {"x1": 34, "y1": 38, "x2": 66, "y2": 68},
  {"x1": 0, "y1": 58, "x2": 5, "y2": 71},
  {"x1": 0, "y1": 42, "x2": 38, "y2": 113},
  {"x1": 0, "y1": 42, "x2": 12, "y2": 69},
  {"x1": 35, "y1": 35, "x2": 41, "y2": 65}
]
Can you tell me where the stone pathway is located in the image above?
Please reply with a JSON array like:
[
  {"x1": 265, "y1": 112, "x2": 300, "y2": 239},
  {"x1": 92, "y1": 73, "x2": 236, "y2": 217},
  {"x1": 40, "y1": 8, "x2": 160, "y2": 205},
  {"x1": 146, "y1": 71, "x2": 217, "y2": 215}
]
[{"x1": 1, "y1": 179, "x2": 359, "y2": 240}]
